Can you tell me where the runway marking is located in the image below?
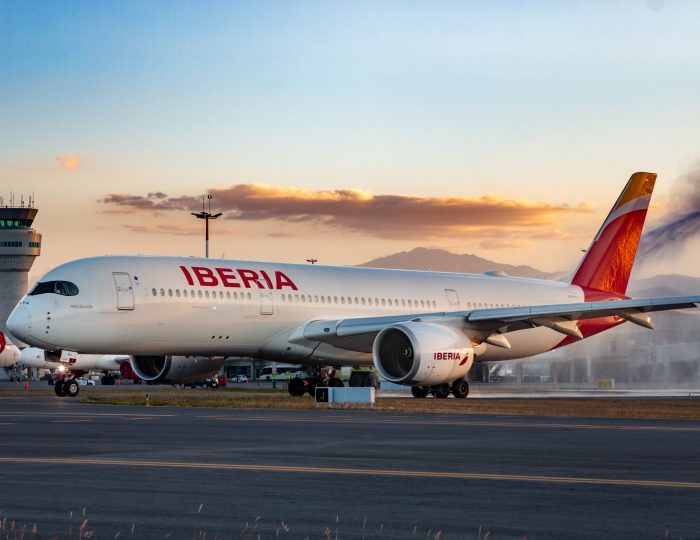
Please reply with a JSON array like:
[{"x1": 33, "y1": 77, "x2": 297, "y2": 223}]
[
  {"x1": 0, "y1": 456, "x2": 696, "y2": 489},
  {"x1": 202, "y1": 416, "x2": 700, "y2": 433}
]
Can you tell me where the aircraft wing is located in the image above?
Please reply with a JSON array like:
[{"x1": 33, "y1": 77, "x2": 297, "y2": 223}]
[{"x1": 302, "y1": 295, "x2": 700, "y2": 352}]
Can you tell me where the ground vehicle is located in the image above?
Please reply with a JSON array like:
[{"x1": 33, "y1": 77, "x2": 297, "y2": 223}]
[
  {"x1": 231, "y1": 374, "x2": 248, "y2": 383},
  {"x1": 76, "y1": 377, "x2": 96, "y2": 386},
  {"x1": 258, "y1": 365, "x2": 303, "y2": 381}
]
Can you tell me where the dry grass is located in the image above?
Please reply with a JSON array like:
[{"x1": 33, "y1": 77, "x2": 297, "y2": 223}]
[{"x1": 76, "y1": 390, "x2": 700, "y2": 420}]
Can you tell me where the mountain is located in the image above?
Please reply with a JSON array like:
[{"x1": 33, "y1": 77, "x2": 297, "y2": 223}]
[
  {"x1": 628, "y1": 274, "x2": 700, "y2": 297},
  {"x1": 359, "y1": 247, "x2": 553, "y2": 279}
]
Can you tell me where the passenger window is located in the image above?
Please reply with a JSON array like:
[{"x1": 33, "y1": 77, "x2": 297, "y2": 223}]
[
  {"x1": 247, "y1": 292, "x2": 252, "y2": 300},
  {"x1": 197, "y1": 290, "x2": 202, "y2": 298},
  {"x1": 314, "y1": 295, "x2": 318, "y2": 303},
  {"x1": 205, "y1": 291, "x2": 210, "y2": 299},
  {"x1": 362, "y1": 298, "x2": 366, "y2": 305},
  {"x1": 341, "y1": 297, "x2": 345, "y2": 304},
  {"x1": 294, "y1": 294, "x2": 299, "y2": 303},
  {"x1": 347, "y1": 297, "x2": 352, "y2": 305},
  {"x1": 402, "y1": 299, "x2": 406, "y2": 307},
  {"x1": 176, "y1": 289, "x2": 181, "y2": 298},
  {"x1": 321, "y1": 296, "x2": 325, "y2": 304},
  {"x1": 226, "y1": 291, "x2": 231, "y2": 299},
  {"x1": 334, "y1": 297, "x2": 338, "y2": 304},
  {"x1": 152, "y1": 288, "x2": 157, "y2": 296},
  {"x1": 301, "y1": 295, "x2": 306, "y2": 302},
  {"x1": 160, "y1": 289, "x2": 165, "y2": 296},
  {"x1": 420, "y1": 300, "x2": 424, "y2": 308}
]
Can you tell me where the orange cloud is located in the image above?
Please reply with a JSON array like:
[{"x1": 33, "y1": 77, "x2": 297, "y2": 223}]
[
  {"x1": 56, "y1": 155, "x2": 80, "y2": 170},
  {"x1": 102, "y1": 183, "x2": 589, "y2": 241},
  {"x1": 123, "y1": 223, "x2": 235, "y2": 236}
]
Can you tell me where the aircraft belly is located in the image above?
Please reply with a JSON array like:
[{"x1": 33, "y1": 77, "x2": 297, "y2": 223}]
[{"x1": 478, "y1": 326, "x2": 563, "y2": 362}]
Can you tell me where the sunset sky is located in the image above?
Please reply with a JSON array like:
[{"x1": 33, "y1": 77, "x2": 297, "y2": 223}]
[{"x1": 2, "y1": 0, "x2": 700, "y2": 280}]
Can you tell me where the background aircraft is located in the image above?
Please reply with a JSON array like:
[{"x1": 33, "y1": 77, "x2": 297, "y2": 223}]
[{"x1": 0, "y1": 331, "x2": 20, "y2": 370}]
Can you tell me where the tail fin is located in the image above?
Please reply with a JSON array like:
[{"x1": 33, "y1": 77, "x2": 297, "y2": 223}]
[{"x1": 571, "y1": 172, "x2": 656, "y2": 295}]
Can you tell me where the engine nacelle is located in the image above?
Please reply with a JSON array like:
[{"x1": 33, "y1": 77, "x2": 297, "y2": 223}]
[
  {"x1": 130, "y1": 355, "x2": 224, "y2": 384},
  {"x1": 372, "y1": 322, "x2": 474, "y2": 386}
]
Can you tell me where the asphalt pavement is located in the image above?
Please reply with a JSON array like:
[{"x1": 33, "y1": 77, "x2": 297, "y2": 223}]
[{"x1": 0, "y1": 395, "x2": 698, "y2": 539}]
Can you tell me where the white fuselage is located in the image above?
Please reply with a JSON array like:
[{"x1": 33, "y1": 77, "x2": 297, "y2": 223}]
[{"x1": 8, "y1": 256, "x2": 584, "y2": 366}]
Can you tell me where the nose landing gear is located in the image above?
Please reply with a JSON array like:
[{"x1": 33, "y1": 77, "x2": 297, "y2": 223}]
[{"x1": 53, "y1": 378, "x2": 79, "y2": 398}]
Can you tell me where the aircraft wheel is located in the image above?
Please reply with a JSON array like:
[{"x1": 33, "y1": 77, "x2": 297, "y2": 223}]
[
  {"x1": 451, "y1": 379, "x2": 469, "y2": 399},
  {"x1": 64, "y1": 379, "x2": 80, "y2": 398},
  {"x1": 288, "y1": 378, "x2": 305, "y2": 397},
  {"x1": 101, "y1": 375, "x2": 116, "y2": 385},
  {"x1": 328, "y1": 377, "x2": 344, "y2": 387},
  {"x1": 306, "y1": 377, "x2": 319, "y2": 397},
  {"x1": 54, "y1": 382, "x2": 67, "y2": 397},
  {"x1": 411, "y1": 386, "x2": 429, "y2": 398},
  {"x1": 431, "y1": 384, "x2": 450, "y2": 399}
]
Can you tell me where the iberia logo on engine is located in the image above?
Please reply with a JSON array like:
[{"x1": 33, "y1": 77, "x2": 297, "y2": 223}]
[{"x1": 434, "y1": 350, "x2": 472, "y2": 366}]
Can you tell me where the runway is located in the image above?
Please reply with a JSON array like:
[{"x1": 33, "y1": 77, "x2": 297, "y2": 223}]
[{"x1": 0, "y1": 398, "x2": 699, "y2": 539}]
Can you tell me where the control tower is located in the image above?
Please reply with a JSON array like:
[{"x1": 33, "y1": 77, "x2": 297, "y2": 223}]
[{"x1": 0, "y1": 196, "x2": 41, "y2": 342}]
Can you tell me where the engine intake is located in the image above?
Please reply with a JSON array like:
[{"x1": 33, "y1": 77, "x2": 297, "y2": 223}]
[
  {"x1": 373, "y1": 322, "x2": 474, "y2": 386},
  {"x1": 130, "y1": 355, "x2": 224, "y2": 384}
]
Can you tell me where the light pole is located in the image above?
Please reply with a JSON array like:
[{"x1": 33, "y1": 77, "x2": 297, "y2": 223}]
[{"x1": 191, "y1": 195, "x2": 222, "y2": 258}]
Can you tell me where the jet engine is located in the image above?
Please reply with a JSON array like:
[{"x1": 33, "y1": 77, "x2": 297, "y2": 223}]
[
  {"x1": 372, "y1": 322, "x2": 474, "y2": 386},
  {"x1": 129, "y1": 355, "x2": 224, "y2": 384}
]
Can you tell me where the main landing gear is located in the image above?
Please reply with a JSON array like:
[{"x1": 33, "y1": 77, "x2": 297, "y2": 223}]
[
  {"x1": 54, "y1": 378, "x2": 80, "y2": 398},
  {"x1": 287, "y1": 368, "x2": 346, "y2": 397},
  {"x1": 411, "y1": 379, "x2": 470, "y2": 399}
]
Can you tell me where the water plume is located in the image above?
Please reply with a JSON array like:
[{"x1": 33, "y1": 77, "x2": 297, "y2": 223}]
[{"x1": 638, "y1": 162, "x2": 700, "y2": 262}]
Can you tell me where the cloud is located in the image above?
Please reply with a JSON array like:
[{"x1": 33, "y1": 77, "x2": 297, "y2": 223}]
[
  {"x1": 56, "y1": 155, "x2": 80, "y2": 170},
  {"x1": 124, "y1": 223, "x2": 215, "y2": 236},
  {"x1": 479, "y1": 239, "x2": 535, "y2": 250},
  {"x1": 101, "y1": 183, "x2": 588, "y2": 241}
]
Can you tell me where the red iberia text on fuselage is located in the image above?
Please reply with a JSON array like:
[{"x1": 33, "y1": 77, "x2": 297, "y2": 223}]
[{"x1": 179, "y1": 266, "x2": 298, "y2": 290}]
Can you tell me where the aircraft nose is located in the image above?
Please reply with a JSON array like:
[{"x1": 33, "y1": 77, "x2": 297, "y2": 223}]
[{"x1": 6, "y1": 302, "x2": 31, "y2": 343}]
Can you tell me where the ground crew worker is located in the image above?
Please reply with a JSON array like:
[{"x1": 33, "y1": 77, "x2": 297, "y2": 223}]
[
  {"x1": 272, "y1": 368, "x2": 278, "y2": 389},
  {"x1": 285, "y1": 370, "x2": 292, "y2": 387}
]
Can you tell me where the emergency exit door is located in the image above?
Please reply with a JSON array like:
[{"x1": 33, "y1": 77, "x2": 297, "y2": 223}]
[
  {"x1": 259, "y1": 290, "x2": 274, "y2": 315},
  {"x1": 445, "y1": 289, "x2": 461, "y2": 310},
  {"x1": 113, "y1": 272, "x2": 135, "y2": 310}
]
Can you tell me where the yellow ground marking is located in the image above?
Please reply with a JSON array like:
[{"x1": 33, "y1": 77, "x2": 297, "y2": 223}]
[
  {"x1": 202, "y1": 415, "x2": 700, "y2": 433},
  {"x1": 0, "y1": 456, "x2": 696, "y2": 489}
]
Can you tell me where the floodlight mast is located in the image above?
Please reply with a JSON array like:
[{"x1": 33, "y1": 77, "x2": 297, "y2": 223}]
[{"x1": 190, "y1": 195, "x2": 222, "y2": 258}]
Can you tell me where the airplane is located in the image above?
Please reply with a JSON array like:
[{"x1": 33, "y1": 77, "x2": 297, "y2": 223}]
[
  {"x1": 19, "y1": 347, "x2": 224, "y2": 397},
  {"x1": 0, "y1": 331, "x2": 21, "y2": 370},
  {"x1": 7, "y1": 172, "x2": 700, "y2": 399}
]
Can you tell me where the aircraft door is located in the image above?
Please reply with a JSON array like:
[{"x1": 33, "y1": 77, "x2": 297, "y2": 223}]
[
  {"x1": 259, "y1": 290, "x2": 274, "y2": 315},
  {"x1": 445, "y1": 289, "x2": 461, "y2": 310},
  {"x1": 113, "y1": 272, "x2": 135, "y2": 311}
]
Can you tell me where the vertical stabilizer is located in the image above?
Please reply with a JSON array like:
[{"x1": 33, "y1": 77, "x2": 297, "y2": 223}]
[{"x1": 571, "y1": 172, "x2": 656, "y2": 295}]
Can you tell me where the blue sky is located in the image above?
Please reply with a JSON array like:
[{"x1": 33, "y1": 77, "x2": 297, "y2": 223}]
[{"x1": 2, "y1": 0, "x2": 700, "y2": 276}]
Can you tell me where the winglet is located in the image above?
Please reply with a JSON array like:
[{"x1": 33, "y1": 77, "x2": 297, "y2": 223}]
[{"x1": 571, "y1": 172, "x2": 656, "y2": 295}]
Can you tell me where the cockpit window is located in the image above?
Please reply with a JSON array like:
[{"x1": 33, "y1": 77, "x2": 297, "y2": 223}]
[{"x1": 29, "y1": 281, "x2": 79, "y2": 296}]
